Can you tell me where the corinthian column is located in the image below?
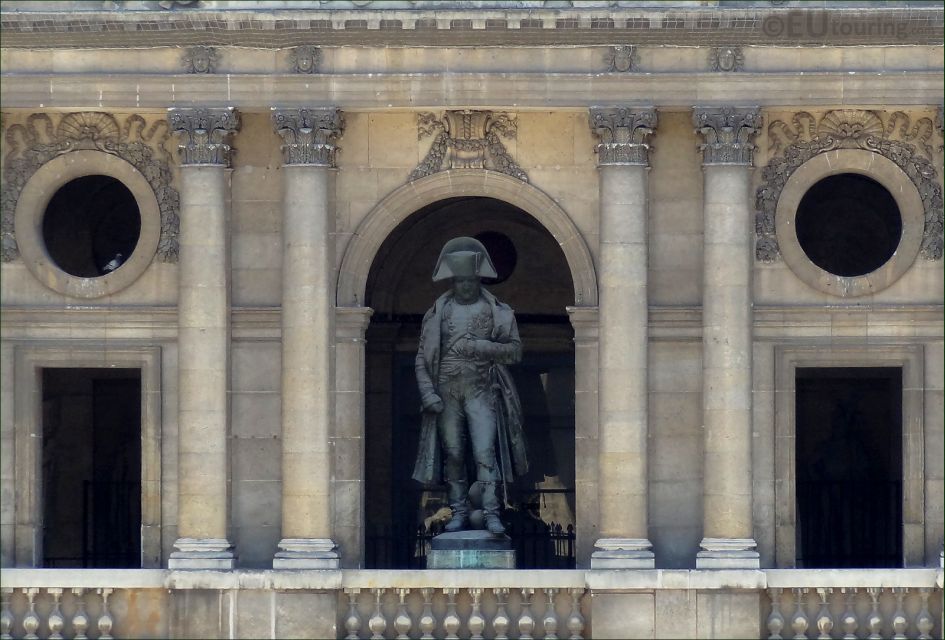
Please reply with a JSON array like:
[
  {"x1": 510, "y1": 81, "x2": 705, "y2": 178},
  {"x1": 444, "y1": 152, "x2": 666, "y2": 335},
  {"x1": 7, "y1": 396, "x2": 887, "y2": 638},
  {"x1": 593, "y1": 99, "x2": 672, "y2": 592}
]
[
  {"x1": 693, "y1": 106, "x2": 762, "y2": 569},
  {"x1": 167, "y1": 107, "x2": 240, "y2": 570},
  {"x1": 271, "y1": 108, "x2": 345, "y2": 568},
  {"x1": 588, "y1": 107, "x2": 657, "y2": 569}
]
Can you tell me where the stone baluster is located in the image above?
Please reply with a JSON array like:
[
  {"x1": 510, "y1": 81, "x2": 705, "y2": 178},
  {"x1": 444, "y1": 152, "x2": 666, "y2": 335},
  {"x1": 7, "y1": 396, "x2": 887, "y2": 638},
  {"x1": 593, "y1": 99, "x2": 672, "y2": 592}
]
[
  {"x1": 891, "y1": 588, "x2": 907, "y2": 640},
  {"x1": 588, "y1": 106, "x2": 657, "y2": 569},
  {"x1": 47, "y1": 588, "x2": 64, "y2": 640},
  {"x1": 790, "y1": 588, "x2": 809, "y2": 640},
  {"x1": 443, "y1": 589, "x2": 461, "y2": 640},
  {"x1": 419, "y1": 588, "x2": 436, "y2": 640},
  {"x1": 766, "y1": 588, "x2": 785, "y2": 640},
  {"x1": 814, "y1": 588, "x2": 833, "y2": 640},
  {"x1": 866, "y1": 588, "x2": 883, "y2": 640},
  {"x1": 542, "y1": 588, "x2": 559, "y2": 640},
  {"x1": 394, "y1": 588, "x2": 412, "y2": 640},
  {"x1": 493, "y1": 588, "x2": 511, "y2": 640},
  {"x1": 693, "y1": 106, "x2": 762, "y2": 569},
  {"x1": 519, "y1": 588, "x2": 536, "y2": 640},
  {"x1": 840, "y1": 588, "x2": 859, "y2": 640},
  {"x1": 916, "y1": 588, "x2": 934, "y2": 640},
  {"x1": 72, "y1": 589, "x2": 89, "y2": 640},
  {"x1": 98, "y1": 588, "x2": 114, "y2": 640},
  {"x1": 167, "y1": 107, "x2": 240, "y2": 569},
  {"x1": 344, "y1": 588, "x2": 362, "y2": 640},
  {"x1": 271, "y1": 108, "x2": 345, "y2": 568},
  {"x1": 566, "y1": 589, "x2": 585, "y2": 640},
  {"x1": 468, "y1": 588, "x2": 485, "y2": 640},
  {"x1": 368, "y1": 589, "x2": 387, "y2": 640},
  {"x1": 0, "y1": 588, "x2": 13, "y2": 640},
  {"x1": 22, "y1": 589, "x2": 38, "y2": 640}
]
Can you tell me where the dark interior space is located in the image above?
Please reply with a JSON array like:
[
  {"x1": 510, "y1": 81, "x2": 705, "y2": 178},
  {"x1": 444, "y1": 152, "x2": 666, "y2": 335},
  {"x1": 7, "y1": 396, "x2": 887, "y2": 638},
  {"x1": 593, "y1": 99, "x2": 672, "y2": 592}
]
[
  {"x1": 795, "y1": 367, "x2": 903, "y2": 568},
  {"x1": 42, "y1": 368, "x2": 142, "y2": 568},
  {"x1": 42, "y1": 175, "x2": 141, "y2": 278}
]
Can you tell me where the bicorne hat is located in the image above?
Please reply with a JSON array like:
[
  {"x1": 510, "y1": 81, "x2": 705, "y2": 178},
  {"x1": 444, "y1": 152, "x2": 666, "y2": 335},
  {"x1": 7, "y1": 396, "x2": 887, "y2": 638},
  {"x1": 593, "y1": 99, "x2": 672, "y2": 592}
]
[{"x1": 432, "y1": 236, "x2": 499, "y2": 282}]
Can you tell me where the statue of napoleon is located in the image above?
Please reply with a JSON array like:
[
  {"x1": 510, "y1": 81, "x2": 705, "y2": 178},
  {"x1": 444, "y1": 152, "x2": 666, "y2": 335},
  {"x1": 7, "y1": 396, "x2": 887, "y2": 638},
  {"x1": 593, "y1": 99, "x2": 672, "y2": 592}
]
[{"x1": 412, "y1": 237, "x2": 528, "y2": 536}]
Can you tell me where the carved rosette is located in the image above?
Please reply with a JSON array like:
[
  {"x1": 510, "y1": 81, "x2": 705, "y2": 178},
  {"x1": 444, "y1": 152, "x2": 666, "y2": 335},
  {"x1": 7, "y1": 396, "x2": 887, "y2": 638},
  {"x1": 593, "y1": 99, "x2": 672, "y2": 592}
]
[
  {"x1": 757, "y1": 109, "x2": 943, "y2": 262},
  {"x1": 588, "y1": 107, "x2": 657, "y2": 166},
  {"x1": 272, "y1": 108, "x2": 344, "y2": 166},
  {"x1": 168, "y1": 108, "x2": 240, "y2": 166},
  {"x1": 1, "y1": 111, "x2": 181, "y2": 263},
  {"x1": 693, "y1": 106, "x2": 761, "y2": 166}
]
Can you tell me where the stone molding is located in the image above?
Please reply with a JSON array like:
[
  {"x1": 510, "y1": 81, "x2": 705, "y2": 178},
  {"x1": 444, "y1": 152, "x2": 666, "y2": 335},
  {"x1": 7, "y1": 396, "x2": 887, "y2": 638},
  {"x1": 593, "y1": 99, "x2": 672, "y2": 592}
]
[
  {"x1": 409, "y1": 111, "x2": 527, "y2": 182},
  {"x1": 606, "y1": 45, "x2": 636, "y2": 73},
  {"x1": 288, "y1": 45, "x2": 320, "y2": 74},
  {"x1": 590, "y1": 538, "x2": 655, "y2": 570},
  {"x1": 272, "y1": 108, "x2": 344, "y2": 166},
  {"x1": 697, "y1": 538, "x2": 760, "y2": 570},
  {"x1": 180, "y1": 45, "x2": 217, "y2": 73},
  {"x1": 273, "y1": 539, "x2": 340, "y2": 570},
  {"x1": 588, "y1": 107, "x2": 657, "y2": 166},
  {"x1": 168, "y1": 538, "x2": 236, "y2": 570},
  {"x1": 756, "y1": 108, "x2": 943, "y2": 263},
  {"x1": 693, "y1": 106, "x2": 761, "y2": 166},
  {"x1": 1, "y1": 111, "x2": 180, "y2": 264},
  {"x1": 167, "y1": 107, "x2": 240, "y2": 166},
  {"x1": 709, "y1": 46, "x2": 744, "y2": 72}
]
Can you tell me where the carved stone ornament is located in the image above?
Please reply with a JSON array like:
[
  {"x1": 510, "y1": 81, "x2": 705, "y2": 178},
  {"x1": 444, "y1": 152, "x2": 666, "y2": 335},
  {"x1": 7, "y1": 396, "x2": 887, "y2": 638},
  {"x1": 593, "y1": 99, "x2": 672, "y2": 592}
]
[
  {"x1": 288, "y1": 45, "x2": 321, "y2": 74},
  {"x1": 693, "y1": 106, "x2": 761, "y2": 166},
  {"x1": 1, "y1": 112, "x2": 180, "y2": 263},
  {"x1": 409, "y1": 111, "x2": 527, "y2": 182},
  {"x1": 709, "y1": 47, "x2": 744, "y2": 72},
  {"x1": 181, "y1": 46, "x2": 217, "y2": 74},
  {"x1": 757, "y1": 109, "x2": 943, "y2": 262},
  {"x1": 168, "y1": 108, "x2": 240, "y2": 166},
  {"x1": 607, "y1": 45, "x2": 636, "y2": 73},
  {"x1": 272, "y1": 108, "x2": 344, "y2": 166},
  {"x1": 588, "y1": 107, "x2": 657, "y2": 166}
]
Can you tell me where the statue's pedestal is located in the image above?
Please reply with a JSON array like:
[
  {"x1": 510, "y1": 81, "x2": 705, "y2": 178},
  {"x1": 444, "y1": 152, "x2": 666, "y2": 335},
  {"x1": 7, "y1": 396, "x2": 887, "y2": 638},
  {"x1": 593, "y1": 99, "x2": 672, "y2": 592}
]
[{"x1": 427, "y1": 530, "x2": 515, "y2": 569}]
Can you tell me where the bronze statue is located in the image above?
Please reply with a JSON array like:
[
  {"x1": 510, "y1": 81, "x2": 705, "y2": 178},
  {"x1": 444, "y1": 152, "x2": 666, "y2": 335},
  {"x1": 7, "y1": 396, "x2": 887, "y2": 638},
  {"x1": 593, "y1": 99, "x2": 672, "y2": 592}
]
[{"x1": 412, "y1": 237, "x2": 528, "y2": 535}]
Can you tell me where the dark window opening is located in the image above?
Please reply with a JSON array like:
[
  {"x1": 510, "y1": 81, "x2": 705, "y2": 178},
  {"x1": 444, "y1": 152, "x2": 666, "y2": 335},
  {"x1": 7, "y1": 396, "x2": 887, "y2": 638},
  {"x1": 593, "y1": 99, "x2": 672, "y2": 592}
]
[
  {"x1": 795, "y1": 173, "x2": 902, "y2": 278},
  {"x1": 795, "y1": 367, "x2": 902, "y2": 568},
  {"x1": 42, "y1": 368, "x2": 142, "y2": 568},
  {"x1": 42, "y1": 175, "x2": 141, "y2": 278}
]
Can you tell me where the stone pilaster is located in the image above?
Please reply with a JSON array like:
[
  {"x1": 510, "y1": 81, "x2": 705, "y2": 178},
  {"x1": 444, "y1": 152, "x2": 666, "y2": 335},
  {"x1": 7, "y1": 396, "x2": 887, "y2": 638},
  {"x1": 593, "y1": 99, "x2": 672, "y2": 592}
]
[
  {"x1": 271, "y1": 108, "x2": 345, "y2": 569},
  {"x1": 693, "y1": 106, "x2": 761, "y2": 569},
  {"x1": 588, "y1": 107, "x2": 656, "y2": 569},
  {"x1": 167, "y1": 107, "x2": 240, "y2": 570}
]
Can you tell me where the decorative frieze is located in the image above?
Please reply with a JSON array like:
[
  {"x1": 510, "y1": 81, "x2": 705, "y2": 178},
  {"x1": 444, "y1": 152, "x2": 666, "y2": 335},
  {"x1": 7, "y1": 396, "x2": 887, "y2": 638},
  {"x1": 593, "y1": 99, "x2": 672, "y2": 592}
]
[
  {"x1": 1, "y1": 111, "x2": 180, "y2": 263},
  {"x1": 606, "y1": 45, "x2": 636, "y2": 72},
  {"x1": 757, "y1": 109, "x2": 943, "y2": 262},
  {"x1": 288, "y1": 45, "x2": 320, "y2": 74},
  {"x1": 693, "y1": 106, "x2": 761, "y2": 166},
  {"x1": 588, "y1": 107, "x2": 657, "y2": 166},
  {"x1": 409, "y1": 110, "x2": 527, "y2": 182},
  {"x1": 168, "y1": 107, "x2": 240, "y2": 166},
  {"x1": 181, "y1": 45, "x2": 217, "y2": 73},
  {"x1": 709, "y1": 46, "x2": 744, "y2": 72},
  {"x1": 272, "y1": 108, "x2": 343, "y2": 166}
]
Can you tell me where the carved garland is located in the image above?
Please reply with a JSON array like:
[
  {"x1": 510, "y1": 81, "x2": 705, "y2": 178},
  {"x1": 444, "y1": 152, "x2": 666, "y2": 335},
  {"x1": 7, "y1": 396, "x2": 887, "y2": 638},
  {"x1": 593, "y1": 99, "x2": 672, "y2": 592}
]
[
  {"x1": 1, "y1": 112, "x2": 180, "y2": 263},
  {"x1": 755, "y1": 109, "x2": 943, "y2": 262}
]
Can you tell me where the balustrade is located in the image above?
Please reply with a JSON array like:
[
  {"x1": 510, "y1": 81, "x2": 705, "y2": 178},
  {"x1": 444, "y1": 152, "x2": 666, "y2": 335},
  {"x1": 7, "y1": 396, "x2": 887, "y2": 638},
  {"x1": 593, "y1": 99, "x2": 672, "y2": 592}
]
[{"x1": 0, "y1": 588, "x2": 115, "y2": 640}]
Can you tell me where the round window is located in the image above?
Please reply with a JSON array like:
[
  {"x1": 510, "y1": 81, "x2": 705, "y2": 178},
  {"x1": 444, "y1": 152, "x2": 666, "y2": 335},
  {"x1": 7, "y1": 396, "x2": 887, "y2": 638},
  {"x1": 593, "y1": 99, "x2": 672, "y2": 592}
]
[
  {"x1": 794, "y1": 174, "x2": 902, "y2": 278},
  {"x1": 42, "y1": 175, "x2": 141, "y2": 278}
]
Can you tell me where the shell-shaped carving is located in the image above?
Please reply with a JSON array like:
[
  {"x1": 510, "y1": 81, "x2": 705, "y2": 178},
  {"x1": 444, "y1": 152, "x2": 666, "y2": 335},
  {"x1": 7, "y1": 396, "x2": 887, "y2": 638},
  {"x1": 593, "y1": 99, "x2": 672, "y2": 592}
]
[
  {"x1": 817, "y1": 110, "x2": 884, "y2": 141},
  {"x1": 57, "y1": 112, "x2": 121, "y2": 143}
]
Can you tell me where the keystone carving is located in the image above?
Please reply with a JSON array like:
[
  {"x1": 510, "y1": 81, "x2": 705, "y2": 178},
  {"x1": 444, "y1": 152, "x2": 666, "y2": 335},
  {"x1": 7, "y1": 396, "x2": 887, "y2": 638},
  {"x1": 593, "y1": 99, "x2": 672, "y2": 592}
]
[
  {"x1": 409, "y1": 111, "x2": 527, "y2": 182},
  {"x1": 588, "y1": 107, "x2": 657, "y2": 166},
  {"x1": 693, "y1": 106, "x2": 761, "y2": 166},
  {"x1": 168, "y1": 108, "x2": 240, "y2": 166},
  {"x1": 1, "y1": 112, "x2": 180, "y2": 263},
  {"x1": 607, "y1": 45, "x2": 636, "y2": 72},
  {"x1": 288, "y1": 46, "x2": 321, "y2": 74},
  {"x1": 272, "y1": 108, "x2": 344, "y2": 166},
  {"x1": 757, "y1": 109, "x2": 942, "y2": 262},
  {"x1": 181, "y1": 46, "x2": 217, "y2": 74},
  {"x1": 709, "y1": 47, "x2": 744, "y2": 72}
]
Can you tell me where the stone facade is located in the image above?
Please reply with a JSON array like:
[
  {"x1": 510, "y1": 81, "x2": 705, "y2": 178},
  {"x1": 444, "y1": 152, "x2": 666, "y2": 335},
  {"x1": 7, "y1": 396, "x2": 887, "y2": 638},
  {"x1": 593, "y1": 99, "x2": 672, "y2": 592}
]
[{"x1": 0, "y1": 1, "x2": 943, "y2": 638}]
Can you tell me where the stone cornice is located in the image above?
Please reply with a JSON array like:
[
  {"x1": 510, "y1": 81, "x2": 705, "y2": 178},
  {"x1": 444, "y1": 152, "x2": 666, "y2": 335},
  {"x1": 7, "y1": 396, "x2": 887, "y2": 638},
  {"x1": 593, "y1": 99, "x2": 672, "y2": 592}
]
[
  {"x1": 168, "y1": 107, "x2": 240, "y2": 166},
  {"x1": 693, "y1": 106, "x2": 761, "y2": 166},
  {"x1": 271, "y1": 108, "x2": 344, "y2": 167},
  {"x1": 589, "y1": 106, "x2": 657, "y2": 167}
]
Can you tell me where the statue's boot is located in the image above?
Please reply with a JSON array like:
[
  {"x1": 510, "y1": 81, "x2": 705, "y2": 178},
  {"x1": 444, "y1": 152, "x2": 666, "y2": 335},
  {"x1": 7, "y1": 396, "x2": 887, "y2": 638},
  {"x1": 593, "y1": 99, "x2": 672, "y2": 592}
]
[
  {"x1": 480, "y1": 481, "x2": 506, "y2": 535},
  {"x1": 444, "y1": 479, "x2": 469, "y2": 533}
]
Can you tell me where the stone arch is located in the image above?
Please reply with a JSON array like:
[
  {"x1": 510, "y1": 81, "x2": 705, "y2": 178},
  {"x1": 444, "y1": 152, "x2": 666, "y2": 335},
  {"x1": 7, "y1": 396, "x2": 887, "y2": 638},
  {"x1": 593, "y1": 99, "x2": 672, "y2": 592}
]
[{"x1": 336, "y1": 169, "x2": 598, "y2": 307}]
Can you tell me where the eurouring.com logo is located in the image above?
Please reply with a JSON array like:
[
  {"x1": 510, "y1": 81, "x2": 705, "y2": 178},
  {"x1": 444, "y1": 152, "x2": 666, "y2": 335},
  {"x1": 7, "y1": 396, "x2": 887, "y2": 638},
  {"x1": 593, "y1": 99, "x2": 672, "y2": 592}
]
[{"x1": 762, "y1": 11, "x2": 917, "y2": 41}]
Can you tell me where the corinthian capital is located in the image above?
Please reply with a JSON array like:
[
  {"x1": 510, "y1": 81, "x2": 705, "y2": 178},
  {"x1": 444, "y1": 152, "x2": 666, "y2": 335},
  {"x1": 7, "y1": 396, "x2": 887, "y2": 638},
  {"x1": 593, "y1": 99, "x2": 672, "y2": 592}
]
[
  {"x1": 693, "y1": 106, "x2": 761, "y2": 166},
  {"x1": 272, "y1": 108, "x2": 344, "y2": 167},
  {"x1": 168, "y1": 107, "x2": 240, "y2": 166},
  {"x1": 589, "y1": 107, "x2": 657, "y2": 166}
]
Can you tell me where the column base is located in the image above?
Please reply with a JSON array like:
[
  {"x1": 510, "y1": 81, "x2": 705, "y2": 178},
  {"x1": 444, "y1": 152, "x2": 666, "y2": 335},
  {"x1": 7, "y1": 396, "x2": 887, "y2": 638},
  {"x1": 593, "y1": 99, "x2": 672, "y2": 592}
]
[
  {"x1": 169, "y1": 538, "x2": 236, "y2": 570},
  {"x1": 590, "y1": 538, "x2": 655, "y2": 569},
  {"x1": 273, "y1": 538, "x2": 340, "y2": 569},
  {"x1": 696, "y1": 537, "x2": 760, "y2": 569}
]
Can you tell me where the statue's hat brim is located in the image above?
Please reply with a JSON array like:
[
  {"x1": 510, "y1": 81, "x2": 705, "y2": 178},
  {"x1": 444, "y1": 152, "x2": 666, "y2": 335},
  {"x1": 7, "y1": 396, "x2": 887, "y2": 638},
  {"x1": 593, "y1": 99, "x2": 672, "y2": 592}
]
[{"x1": 432, "y1": 236, "x2": 499, "y2": 282}]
